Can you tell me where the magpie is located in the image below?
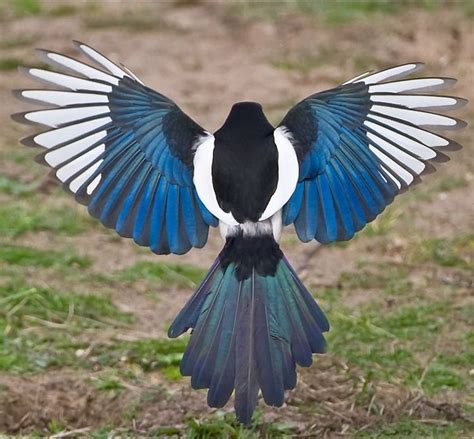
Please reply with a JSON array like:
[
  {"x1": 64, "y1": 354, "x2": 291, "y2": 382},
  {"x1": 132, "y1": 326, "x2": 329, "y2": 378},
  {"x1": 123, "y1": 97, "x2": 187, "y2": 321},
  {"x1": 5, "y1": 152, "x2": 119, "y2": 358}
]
[{"x1": 12, "y1": 42, "x2": 466, "y2": 424}]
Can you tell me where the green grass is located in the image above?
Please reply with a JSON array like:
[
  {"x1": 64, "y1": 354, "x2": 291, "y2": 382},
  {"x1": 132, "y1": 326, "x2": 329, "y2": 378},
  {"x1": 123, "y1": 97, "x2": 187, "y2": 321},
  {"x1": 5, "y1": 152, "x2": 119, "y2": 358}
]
[
  {"x1": 325, "y1": 294, "x2": 472, "y2": 395},
  {"x1": 106, "y1": 338, "x2": 187, "y2": 372},
  {"x1": 0, "y1": 244, "x2": 91, "y2": 269},
  {"x1": 0, "y1": 201, "x2": 96, "y2": 237},
  {"x1": 229, "y1": 0, "x2": 453, "y2": 24},
  {"x1": 0, "y1": 175, "x2": 37, "y2": 196},
  {"x1": 410, "y1": 235, "x2": 473, "y2": 269},
  {"x1": 0, "y1": 35, "x2": 37, "y2": 48},
  {"x1": 186, "y1": 411, "x2": 298, "y2": 439},
  {"x1": 6, "y1": 0, "x2": 41, "y2": 16},
  {"x1": 0, "y1": 279, "x2": 188, "y2": 375},
  {"x1": 82, "y1": 8, "x2": 170, "y2": 32},
  {"x1": 0, "y1": 57, "x2": 51, "y2": 71},
  {"x1": 362, "y1": 206, "x2": 402, "y2": 237},
  {"x1": 0, "y1": 283, "x2": 133, "y2": 373},
  {"x1": 118, "y1": 260, "x2": 206, "y2": 288},
  {"x1": 270, "y1": 47, "x2": 338, "y2": 73},
  {"x1": 0, "y1": 57, "x2": 24, "y2": 71},
  {"x1": 338, "y1": 262, "x2": 412, "y2": 294},
  {"x1": 90, "y1": 372, "x2": 124, "y2": 393},
  {"x1": 47, "y1": 3, "x2": 79, "y2": 17},
  {"x1": 357, "y1": 417, "x2": 473, "y2": 438}
]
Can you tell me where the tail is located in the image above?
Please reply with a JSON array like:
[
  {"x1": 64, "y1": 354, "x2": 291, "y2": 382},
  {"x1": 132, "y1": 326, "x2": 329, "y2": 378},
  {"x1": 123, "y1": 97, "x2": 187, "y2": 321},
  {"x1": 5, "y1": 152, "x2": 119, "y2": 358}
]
[{"x1": 168, "y1": 234, "x2": 329, "y2": 424}]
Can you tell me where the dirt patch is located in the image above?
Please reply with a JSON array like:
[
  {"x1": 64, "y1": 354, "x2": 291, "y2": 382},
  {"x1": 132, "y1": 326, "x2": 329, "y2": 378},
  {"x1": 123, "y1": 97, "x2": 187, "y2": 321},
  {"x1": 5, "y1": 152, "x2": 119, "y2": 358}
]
[
  {"x1": 0, "y1": 371, "x2": 133, "y2": 434},
  {"x1": 0, "y1": 356, "x2": 471, "y2": 436}
]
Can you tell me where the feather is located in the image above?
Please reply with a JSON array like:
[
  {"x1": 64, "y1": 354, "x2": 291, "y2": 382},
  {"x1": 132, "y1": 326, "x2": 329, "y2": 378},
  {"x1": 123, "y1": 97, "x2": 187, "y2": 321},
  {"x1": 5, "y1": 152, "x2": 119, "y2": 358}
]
[{"x1": 171, "y1": 236, "x2": 329, "y2": 424}]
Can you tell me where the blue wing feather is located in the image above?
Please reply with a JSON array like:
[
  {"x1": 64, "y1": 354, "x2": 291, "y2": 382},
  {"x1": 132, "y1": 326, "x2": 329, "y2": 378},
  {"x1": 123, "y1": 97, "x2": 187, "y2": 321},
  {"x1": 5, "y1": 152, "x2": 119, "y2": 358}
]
[
  {"x1": 280, "y1": 76, "x2": 458, "y2": 244},
  {"x1": 19, "y1": 48, "x2": 217, "y2": 255}
]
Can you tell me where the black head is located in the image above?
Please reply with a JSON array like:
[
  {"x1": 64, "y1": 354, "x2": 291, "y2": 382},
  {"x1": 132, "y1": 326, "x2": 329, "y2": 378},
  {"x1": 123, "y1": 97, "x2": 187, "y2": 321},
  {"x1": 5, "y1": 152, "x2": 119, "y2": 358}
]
[{"x1": 215, "y1": 102, "x2": 274, "y2": 142}]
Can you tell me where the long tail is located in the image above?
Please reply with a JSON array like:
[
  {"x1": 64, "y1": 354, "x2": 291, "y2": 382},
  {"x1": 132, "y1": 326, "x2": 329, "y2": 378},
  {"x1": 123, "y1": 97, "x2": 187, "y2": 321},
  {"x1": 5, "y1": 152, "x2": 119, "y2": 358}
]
[{"x1": 168, "y1": 234, "x2": 329, "y2": 424}]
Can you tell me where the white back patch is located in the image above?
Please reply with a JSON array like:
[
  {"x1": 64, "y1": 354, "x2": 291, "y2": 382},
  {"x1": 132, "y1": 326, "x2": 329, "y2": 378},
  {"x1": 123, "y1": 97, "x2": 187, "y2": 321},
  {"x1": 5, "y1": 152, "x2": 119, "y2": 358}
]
[{"x1": 259, "y1": 127, "x2": 299, "y2": 221}]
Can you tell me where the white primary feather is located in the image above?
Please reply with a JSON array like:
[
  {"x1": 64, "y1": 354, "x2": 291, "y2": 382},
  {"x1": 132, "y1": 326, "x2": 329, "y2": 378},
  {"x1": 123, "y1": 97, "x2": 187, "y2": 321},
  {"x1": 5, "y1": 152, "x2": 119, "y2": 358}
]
[
  {"x1": 380, "y1": 165, "x2": 402, "y2": 189},
  {"x1": 34, "y1": 117, "x2": 111, "y2": 148},
  {"x1": 86, "y1": 174, "x2": 102, "y2": 195},
  {"x1": 369, "y1": 146, "x2": 414, "y2": 186},
  {"x1": 364, "y1": 121, "x2": 436, "y2": 159},
  {"x1": 24, "y1": 106, "x2": 109, "y2": 127},
  {"x1": 68, "y1": 161, "x2": 102, "y2": 193},
  {"x1": 44, "y1": 131, "x2": 107, "y2": 167},
  {"x1": 343, "y1": 71, "x2": 372, "y2": 85},
  {"x1": 40, "y1": 52, "x2": 119, "y2": 85},
  {"x1": 75, "y1": 42, "x2": 129, "y2": 79},
  {"x1": 27, "y1": 68, "x2": 112, "y2": 92},
  {"x1": 368, "y1": 132, "x2": 425, "y2": 174},
  {"x1": 259, "y1": 127, "x2": 299, "y2": 221},
  {"x1": 370, "y1": 94, "x2": 459, "y2": 109},
  {"x1": 360, "y1": 63, "x2": 421, "y2": 85},
  {"x1": 56, "y1": 145, "x2": 105, "y2": 182},
  {"x1": 20, "y1": 90, "x2": 109, "y2": 106},
  {"x1": 369, "y1": 78, "x2": 452, "y2": 94},
  {"x1": 370, "y1": 105, "x2": 458, "y2": 127},
  {"x1": 366, "y1": 114, "x2": 449, "y2": 147}
]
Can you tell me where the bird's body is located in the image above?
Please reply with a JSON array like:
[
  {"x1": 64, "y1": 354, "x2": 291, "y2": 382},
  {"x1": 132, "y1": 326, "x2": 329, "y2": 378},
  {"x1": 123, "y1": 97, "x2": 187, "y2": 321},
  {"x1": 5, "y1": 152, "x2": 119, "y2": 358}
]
[
  {"x1": 212, "y1": 103, "x2": 279, "y2": 224},
  {"x1": 13, "y1": 43, "x2": 466, "y2": 424}
]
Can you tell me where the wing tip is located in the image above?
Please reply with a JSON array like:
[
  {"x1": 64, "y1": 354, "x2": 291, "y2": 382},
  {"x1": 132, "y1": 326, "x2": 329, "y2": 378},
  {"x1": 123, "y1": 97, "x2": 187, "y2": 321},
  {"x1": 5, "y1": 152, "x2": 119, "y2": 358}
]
[
  {"x1": 12, "y1": 89, "x2": 26, "y2": 102},
  {"x1": 20, "y1": 134, "x2": 39, "y2": 148},
  {"x1": 11, "y1": 111, "x2": 31, "y2": 125},
  {"x1": 438, "y1": 139, "x2": 463, "y2": 152}
]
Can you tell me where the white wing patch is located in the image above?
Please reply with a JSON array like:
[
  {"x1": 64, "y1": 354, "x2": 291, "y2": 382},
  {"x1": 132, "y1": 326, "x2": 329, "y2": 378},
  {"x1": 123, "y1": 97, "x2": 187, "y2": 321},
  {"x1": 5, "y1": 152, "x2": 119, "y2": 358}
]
[
  {"x1": 19, "y1": 90, "x2": 109, "y2": 106},
  {"x1": 193, "y1": 135, "x2": 239, "y2": 226},
  {"x1": 13, "y1": 43, "x2": 145, "y2": 198},
  {"x1": 259, "y1": 127, "x2": 299, "y2": 221},
  {"x1": 348, "y1": 64, "x2": 466, "y2": 191}
]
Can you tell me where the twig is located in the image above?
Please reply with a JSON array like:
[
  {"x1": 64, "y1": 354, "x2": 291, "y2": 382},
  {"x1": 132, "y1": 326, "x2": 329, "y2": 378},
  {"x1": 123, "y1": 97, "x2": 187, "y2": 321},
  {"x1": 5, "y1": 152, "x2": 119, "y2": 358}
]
[{"x1": 50, "y1": 427, "x2": 90, "y2": 438}]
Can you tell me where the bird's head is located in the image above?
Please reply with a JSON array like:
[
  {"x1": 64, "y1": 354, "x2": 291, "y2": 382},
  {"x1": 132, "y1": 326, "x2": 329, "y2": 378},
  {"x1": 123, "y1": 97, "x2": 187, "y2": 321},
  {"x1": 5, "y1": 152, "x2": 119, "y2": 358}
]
[{"x1": 215, "y1": 101, "x2": 274, "y2": 142}]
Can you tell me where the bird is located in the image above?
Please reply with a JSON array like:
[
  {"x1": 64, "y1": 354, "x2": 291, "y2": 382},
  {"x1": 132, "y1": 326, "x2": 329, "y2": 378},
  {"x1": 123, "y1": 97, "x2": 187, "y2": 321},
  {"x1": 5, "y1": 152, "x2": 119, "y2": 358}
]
[{"x1": 12, "y1": 42, "x2": 466, "y2": 424}]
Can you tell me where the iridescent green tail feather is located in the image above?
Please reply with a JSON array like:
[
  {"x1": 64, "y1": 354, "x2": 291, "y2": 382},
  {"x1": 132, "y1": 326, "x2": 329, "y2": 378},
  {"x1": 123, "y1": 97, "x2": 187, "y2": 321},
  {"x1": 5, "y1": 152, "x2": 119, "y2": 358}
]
[{"x1": 168, "y1": 238, "x2": 329, "y2": 424}]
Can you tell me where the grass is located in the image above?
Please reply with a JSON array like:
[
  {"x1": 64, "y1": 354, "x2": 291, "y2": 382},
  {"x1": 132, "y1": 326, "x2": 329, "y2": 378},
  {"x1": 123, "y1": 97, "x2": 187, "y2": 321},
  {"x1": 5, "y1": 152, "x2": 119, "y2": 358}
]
[
  {"x1": 90, "y1": 372, "x2": 124, "y2": 393},
  {"x1": 82, "y1": 6, "x2": 172, "y2": 32},
  {"x1": 0, "y1": 279, "x2": 188, "y2": 375},
  {"x1": 0, "y1": 244, "x2": 91, "y2": 269},
  {"x1": 0, "y1": 175, "x2": 37, "y2": 196},
  {"x1": 326, "y1": 300, "x2": 471, "y2": 394},
  {"x1": 322, "y1": 236, "x2": 473, "y2": 399},
  {"x1": 270, "y1": 47, "x2": 338, "y2": 74},
  {"x1": 0, "y1": 201, "x2": 96, "y2": 237},
  {"x1": 0, "y1": 34, "x2": 37, "y2": 48},
  {"x1": 118, "y1": 260, "x2": 206, "y2": 288},
  {"x1": 357, "y1": 417, "x2": 473, "y2": 438},
  {"x1": 410, "y1": 235, "x2": 473, "y2": 269},
  {"x1": 229, "y1": 0, "x2": 460, "y2": 24},
  {"x1": 0, "y1": 283, "x2": 133, "y2": 373},
  {"x1": 0, "y1": 57, "x2": 52, "y2": 71},
  {"x1": 106, "y1": 338, "x2": 187, "y2": 372},
  {"x1": 6, "y1": 0, "x2": 41, "y2": 17},
  {"x1": 0, "y1": 57, "x2": 25, "y2": 71}
]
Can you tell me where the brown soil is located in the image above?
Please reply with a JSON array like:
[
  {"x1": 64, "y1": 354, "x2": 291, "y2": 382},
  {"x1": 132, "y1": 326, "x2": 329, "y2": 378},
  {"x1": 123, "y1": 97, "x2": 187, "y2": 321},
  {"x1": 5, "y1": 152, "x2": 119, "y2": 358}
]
[{"x1": 1, "y1": 356, "x2": 470, "y2": 436}]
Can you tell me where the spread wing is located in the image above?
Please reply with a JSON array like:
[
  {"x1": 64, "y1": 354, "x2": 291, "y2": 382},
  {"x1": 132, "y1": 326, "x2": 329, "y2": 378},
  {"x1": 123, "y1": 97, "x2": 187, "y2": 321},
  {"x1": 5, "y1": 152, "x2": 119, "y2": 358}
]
[
  {"x1": 13, "y1": 41, "x2": 217, "y2": 255},
  {"x1": 279, "y1": 63, "x2": 466, "y2": 244}
]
